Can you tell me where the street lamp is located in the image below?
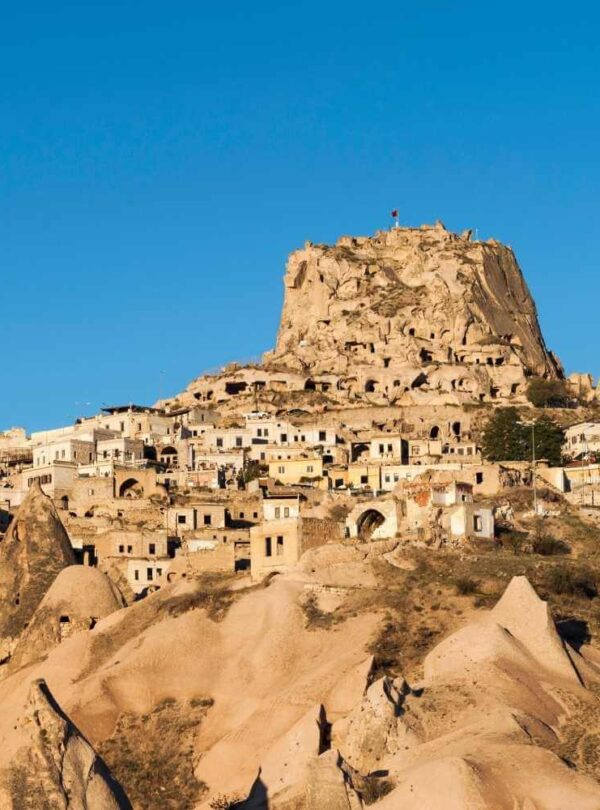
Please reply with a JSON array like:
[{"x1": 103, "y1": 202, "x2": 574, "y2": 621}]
[{"x1": 518, "y1": 419, "x2": 537, "y2": 515}]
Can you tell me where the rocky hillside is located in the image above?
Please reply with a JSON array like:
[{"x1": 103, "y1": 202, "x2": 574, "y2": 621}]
[
  {"x1": 165, "y1": 223, "x2": 562, "y2": 411},
  {"x1": 265, "y1": 222, "x2": 560, "y2": 400}
]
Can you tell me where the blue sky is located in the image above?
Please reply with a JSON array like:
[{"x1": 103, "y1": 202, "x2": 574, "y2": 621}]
[{"x1": 1, "y1": 2, "x2": 599, "y2": 431}]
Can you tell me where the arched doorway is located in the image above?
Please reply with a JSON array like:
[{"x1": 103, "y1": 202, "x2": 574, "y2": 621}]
[
  {"x1": 119, "y1": 478, "x2": 144, "y2": 499},
  {"x1": 357, "y1": 509, "x2": 386, "y2": 541}
]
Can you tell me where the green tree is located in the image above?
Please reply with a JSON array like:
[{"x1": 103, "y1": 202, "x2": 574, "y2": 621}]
[
  {"x1": 525, "y1": 416, "x2": 565, "y2": 466},
  {"x1": 481, "y1": 408, "x2": 564, "y2": 465},
  {"x1": 526, "y1": 377, "x2": 569, "y2": 408},
  {"x1": 481, "y1": 407, "x2": 527, "y2": 462}
]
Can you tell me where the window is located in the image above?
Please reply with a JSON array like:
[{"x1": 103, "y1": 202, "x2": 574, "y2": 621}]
[
  {"x1": 216, "y1": 438, "x2": 223, "y2": 448},
  {"x1": 134, "y1": 569, "x2": 139, "y2": 581},
  {"x1": 127, "y1": 545, "x2": 132, "y2": 553},
  {"x1": 278, "y1": 465, "x2": 285, "y2": 474},
  {"x1": 147, "y1": 568, "x2": 154, "y2": 581},
  {"x1": 118, "y1": 545, "x2": 124, "y2": 553},
  {"x1": 239, "y1": 511, "x2": 245, "y2": 519},
  {"x1": 235, "y1": 437, "x2": 243, "y2": 447},
  {"x1": 385, "y1": 475, "x2": 390, "y2": 483},
  {"x1": 301, "y1": 435, "x2": 305, "y2": 442},
  {"x1": 257, "y1": 428, "x2": 263, "y2": 437},
  {"x1": 88, "y1": 488, "x2": 94, "y2": 496},
  {"x1": 284, "y1": 507, "x2": 290, "y2": 518},
  {"x1": 281, "y1": 433, "x2": 287, "y2": 442},
  {"x1": 265, "y1": 537, "x2": 272, "y2": 557},
  {"x1": 120, "y1": 422, "x2": 125, "y2": 431},
  {"x1": 307, "y1": 465, "x2": 314, "y2": 473},
  {"x1": 178, "y1": 515, "x2": 187, "y2": 524},
  {"x1": 149, "y1": 543, "x2": 156, "y2": 555},
  {"x1": 475, "y1": 472, "x2": 484, "y2": 485},
  {"x1": 387, "y1": 444, "x2": 393, "y2": 453},
  {"x1": 253, "y1": 512, "x2": 258, "y2": 519},
  {"x1": 379, "y1": 444, "x2": 384, "y2": 454},
  {"x1": 157, "y1": 568, "x2": 162, "y2": 577},
  {"x1": 274, "y1": 507, "x2": 281, "y2": 518},
  {"x1": 204, "y1": 514, "x2": 212, "y2": 526},
  {"x1": 276, "y1": 536, "x2": 284, "y2": 555},
  {"x1": 360, "y1": 475, "x2": 368, "y2": 484},
  {"x1": 319, "y1": 431, "x2": 326, "y2": 441},
  {"x1": 264, "y1": 428, "x2": 269, "y2": 436},
  {"x1": 474, "y1": 515, "x2": 483, "y2": 532}
]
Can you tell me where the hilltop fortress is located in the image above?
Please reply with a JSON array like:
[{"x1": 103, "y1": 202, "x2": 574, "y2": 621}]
[
  {"x1": 171, "y1": 222, "x2": 563, "y2": 411},
  {"x1": 2, "y1": 222, "x2": 600, "y2": 809}
]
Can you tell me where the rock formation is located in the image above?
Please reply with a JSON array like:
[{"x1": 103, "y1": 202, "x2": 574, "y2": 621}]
[
  {"x1": 168, "y1": 223, "x2": 563, "y2": 411},
  {"x1": 265, "y1": 223, "x2": 560, "y2": 402},
  {"x1": 0, "y1": 679, "x2": 130, "y2": 809},
  {"x1": 0, "y1": 481, "x2": 75, "y2": 662},
  {"x1": 9, "y1": 566, "x2": 125, "y2": 671}
]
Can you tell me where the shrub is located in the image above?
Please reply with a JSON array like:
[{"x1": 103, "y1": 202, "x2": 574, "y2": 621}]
[
  {"x1": 329, "y1": 503, "x2": 351, "y2": 522},
  {"x1": 455, "y1": 577, "x2": 479, "y2": 595},
  {"x1": 526, "y1": 377, "x2": 570, "y2": 408},
  {"x1": 545, "y1": 566, "x2": 597, "y2": 599},
  {"x1": 301, "y1": 592, "x2": 336, "y2": 630},
  {"x1": 499, "y1": 530, "x2": 527, "y2": 554},
  {"x1": 532, "y1": 536, "x2": 570, "y2": 556},
  {"x1": 209, "y1": 795, "x2": 242, "y2": 810},
  {"x1": 360, "y1": 777, "x2": 395, "y2": 805}
]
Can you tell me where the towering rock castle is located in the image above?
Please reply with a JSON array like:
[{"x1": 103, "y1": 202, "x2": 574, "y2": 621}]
[{"x1": 171, "y1": 222, "x2": 562, "y2": 409}]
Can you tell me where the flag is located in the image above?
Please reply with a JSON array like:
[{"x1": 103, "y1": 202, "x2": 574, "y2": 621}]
[{"x1": 391, "y1": 209, "x2": 398, "y2": 218}]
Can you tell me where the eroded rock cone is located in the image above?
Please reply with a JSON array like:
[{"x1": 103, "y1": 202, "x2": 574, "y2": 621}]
[
  {"x1": 9, "y1": 565, "x2": 125, "y2": 672},
  {"x1": 0, "y1": 481, "x2": 75, "y2": 662},
  {"x1": 0, "y1": 678, "x2": 131, "y2": 809}
]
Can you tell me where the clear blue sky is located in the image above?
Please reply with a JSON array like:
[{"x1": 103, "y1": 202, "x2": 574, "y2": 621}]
[{"x1": 2, "y1": 2, "x2": 599, "y2": 431}]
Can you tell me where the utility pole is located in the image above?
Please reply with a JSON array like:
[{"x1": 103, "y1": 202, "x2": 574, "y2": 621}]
[{"x1": 581, "y1": 437, "x2": 588, "y2": 507}]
